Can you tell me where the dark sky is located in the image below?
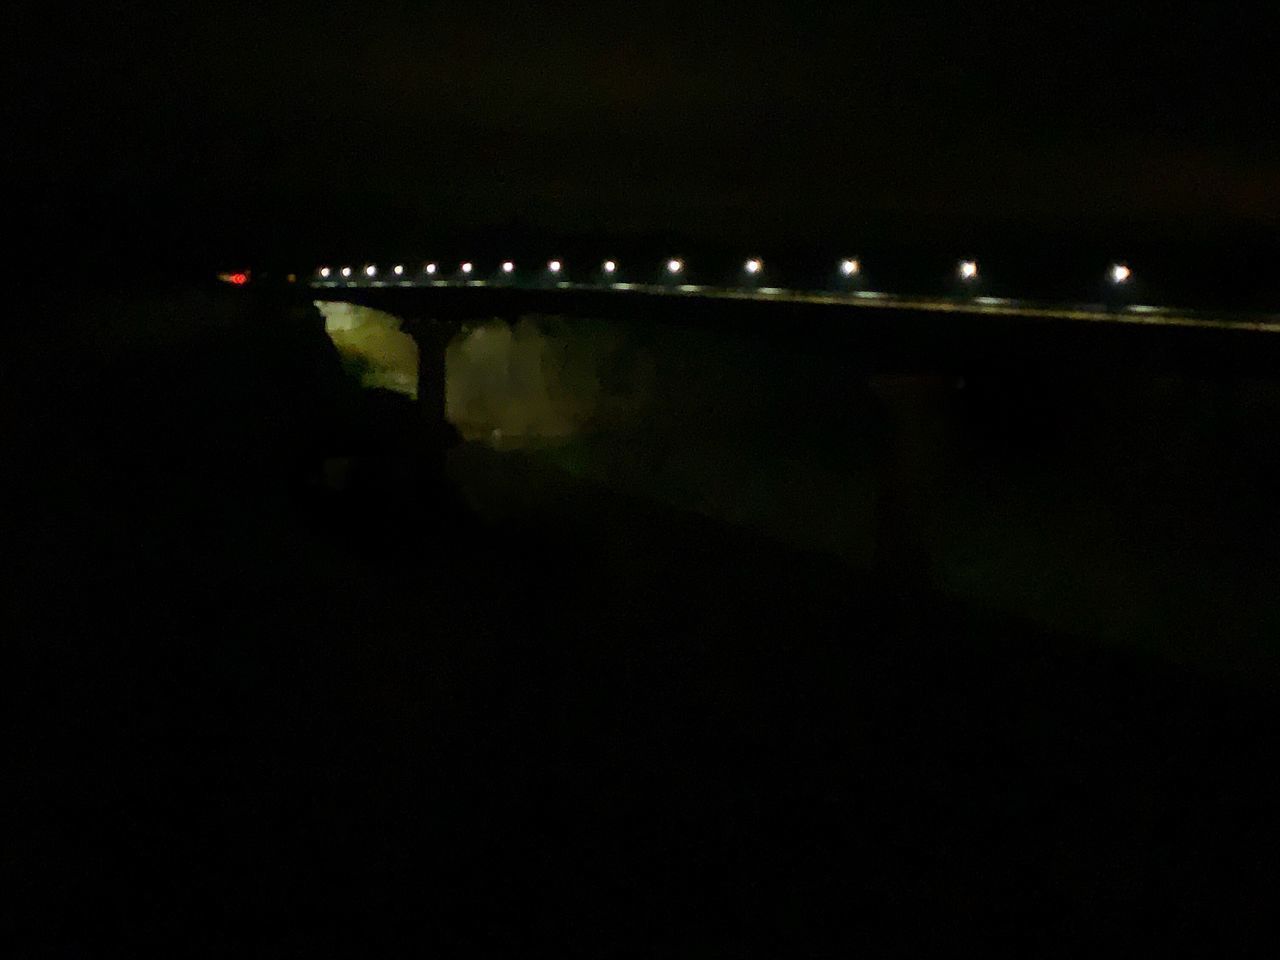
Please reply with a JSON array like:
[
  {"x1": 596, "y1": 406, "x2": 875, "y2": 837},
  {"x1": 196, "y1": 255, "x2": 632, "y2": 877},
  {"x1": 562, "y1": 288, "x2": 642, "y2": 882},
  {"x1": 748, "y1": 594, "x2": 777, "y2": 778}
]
[{"x1": 13, "y1": 1, "x2": 1279, "y2": 271}]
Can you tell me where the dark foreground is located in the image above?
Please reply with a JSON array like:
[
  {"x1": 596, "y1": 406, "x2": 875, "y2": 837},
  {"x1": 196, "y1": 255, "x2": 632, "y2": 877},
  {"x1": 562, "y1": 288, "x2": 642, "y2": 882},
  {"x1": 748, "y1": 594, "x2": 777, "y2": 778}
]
[{"x1": 5, "y1": 288, "x2": 1278, "y2": 955}]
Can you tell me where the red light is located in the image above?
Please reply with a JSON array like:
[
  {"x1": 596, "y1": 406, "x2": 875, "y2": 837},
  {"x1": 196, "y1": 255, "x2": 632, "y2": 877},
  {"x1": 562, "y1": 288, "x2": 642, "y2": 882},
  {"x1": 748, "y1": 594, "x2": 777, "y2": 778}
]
[{"x1": 229, "y1": 273, "x2": 248, "y2": 285}]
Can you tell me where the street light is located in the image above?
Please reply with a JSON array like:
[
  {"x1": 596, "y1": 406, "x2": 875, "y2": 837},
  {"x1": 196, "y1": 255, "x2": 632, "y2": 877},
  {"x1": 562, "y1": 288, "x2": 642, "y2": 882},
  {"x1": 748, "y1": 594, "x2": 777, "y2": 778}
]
[
  {"x1": 461, "y1": 262, "x2": 474, "y2": 274},
  {"x1": 548, "y1": 260, "x2": 563, "y2": 273},
  {"x1": 502, "y1": 261, "x2": 515, "y2": 273},
  {"x1": 959, "y1": 260, "x2": 979, "y2": 281},
  {"x1": 603, "y1": 260, "x2": 617, "y2": 274},
  {"x1": 319, "y1": 267, "x2": 331, "y2": 278},
  {"x1": 424, "y1": 263, "x2": 437, "y2": 275},
  {"x1": 393, "y1": 264, "x2": 404, "y2": 276},
  {"x1": 1110, "y1": 263, "x2": 1132, "y2": 284},
  {"x1": 667, "y1": 259, "x2": 684, "y2": 274},
  {"x1": 365, "y1": 265, "x2": 377, "y2": 277},
  {"x1": 745, "y1": 258, "x2": 763, "y2": 274},
  {"x1": 341, "y1": 267, "x2": 352, "y2": 278},
  {"x1": 840, "y1": 259, "x2": 860, "y2": 276}
]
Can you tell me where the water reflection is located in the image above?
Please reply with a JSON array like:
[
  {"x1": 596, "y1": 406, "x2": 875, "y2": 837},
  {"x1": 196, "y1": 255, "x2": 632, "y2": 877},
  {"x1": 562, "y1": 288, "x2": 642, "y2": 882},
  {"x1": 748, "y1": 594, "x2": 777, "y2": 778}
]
[
  {"x1": 316, "y1": 302, "x2": 653, "y2": 446},
  {"x1": 316, "y1": 301, "x2": 417, "y2": 397}
]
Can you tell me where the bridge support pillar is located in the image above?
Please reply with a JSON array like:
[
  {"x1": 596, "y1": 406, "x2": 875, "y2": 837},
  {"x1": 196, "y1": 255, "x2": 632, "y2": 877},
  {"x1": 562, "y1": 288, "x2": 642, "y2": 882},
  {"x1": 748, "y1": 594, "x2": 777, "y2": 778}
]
[{"x1": 403, "y1": 317, "x2": 463, "y2": 469}]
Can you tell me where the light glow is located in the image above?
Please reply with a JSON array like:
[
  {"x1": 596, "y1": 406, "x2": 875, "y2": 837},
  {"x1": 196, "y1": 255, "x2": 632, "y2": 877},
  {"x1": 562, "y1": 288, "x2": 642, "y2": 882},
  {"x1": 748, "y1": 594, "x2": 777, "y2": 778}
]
[
  {"x1": 840, "y1": 259, "x2": 860, "y2": 276},
  {"x1": 425, "y1": 263, "x2": 438, "y2": 275},
  {"x1": 1111, "y1": 263, "x2": 1132, "y2": 284},
  {"x1": 502, "y1": 261, "x2": 515, "y2": 273},
  {"x1": 393, "y1": 264, "x2": 404, "y2": 276},
  {"x1": 365, "y1": 265, "x2": 377, "y2": 277},
  {"x1": 603, "y1": 260, "x2": 617, "y2": 273},
  {"x1": 319, "y1": 267, "x2": 331, "y2": 278},
  {"x1": 341, "y1": 267, "x2": 352, "y2": 278},
  {"x1": 461, "y1": 262, "x2": 474, "y2": 274},
  {"x1": 745, "y1": 258, "x2": 763, "y2": 274},
  {"x1": 667, "y1": 259, "x2": 684, "y2": 274},
  {"x1": 959, "y1": 260, "x2": 979, "y2": 281},
  {"x1": 548, "y1": 260, "x2": 563, "y2": 273}
]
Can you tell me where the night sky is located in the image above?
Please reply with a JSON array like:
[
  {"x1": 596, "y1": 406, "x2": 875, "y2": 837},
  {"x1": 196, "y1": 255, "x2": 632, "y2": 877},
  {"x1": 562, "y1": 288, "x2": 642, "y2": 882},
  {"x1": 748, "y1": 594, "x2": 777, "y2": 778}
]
[{"x1": 14, "y1": 1, "x2": 1279, "y2": 276}]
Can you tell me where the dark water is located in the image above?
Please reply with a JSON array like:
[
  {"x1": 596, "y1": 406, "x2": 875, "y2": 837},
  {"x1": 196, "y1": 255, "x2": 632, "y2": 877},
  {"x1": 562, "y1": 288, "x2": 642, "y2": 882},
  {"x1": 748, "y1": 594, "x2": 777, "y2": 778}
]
[{"x1": 322, "y1": 301, "x2": 1280, "y2": 677}]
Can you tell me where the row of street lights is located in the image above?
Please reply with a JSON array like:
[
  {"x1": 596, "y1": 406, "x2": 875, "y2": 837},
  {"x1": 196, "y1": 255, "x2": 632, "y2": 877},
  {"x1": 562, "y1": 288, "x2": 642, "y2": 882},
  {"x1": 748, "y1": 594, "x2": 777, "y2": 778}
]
[{"x1": 315, "y1": 258, "x2": 1134, "y2": 286}]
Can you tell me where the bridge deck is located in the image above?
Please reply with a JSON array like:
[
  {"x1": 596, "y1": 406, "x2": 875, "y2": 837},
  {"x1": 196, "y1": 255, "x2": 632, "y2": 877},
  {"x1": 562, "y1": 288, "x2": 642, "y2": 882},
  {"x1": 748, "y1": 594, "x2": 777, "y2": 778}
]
[
  {"x1": 311, "y1": 279, "x2": 1280, "y2": 334},
  {"x1": 307, "y1": 280, "x2": 1280, "y2": 377}
]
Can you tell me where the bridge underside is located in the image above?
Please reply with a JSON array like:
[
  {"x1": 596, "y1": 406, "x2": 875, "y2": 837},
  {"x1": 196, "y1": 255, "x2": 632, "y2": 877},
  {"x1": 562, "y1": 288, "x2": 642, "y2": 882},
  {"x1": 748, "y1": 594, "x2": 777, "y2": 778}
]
[{"x1": 310, "y1": 283, "x2": 1280, "y2": 382}]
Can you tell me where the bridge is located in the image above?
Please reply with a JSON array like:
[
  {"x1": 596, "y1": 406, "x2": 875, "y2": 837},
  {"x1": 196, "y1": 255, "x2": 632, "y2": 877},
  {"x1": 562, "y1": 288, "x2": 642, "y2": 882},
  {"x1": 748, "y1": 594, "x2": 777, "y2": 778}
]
[
  {"x1": 310, "y1": 260, "x2": 1280, "y2": 334},
  {"x1": 303, "y1": 257, "x2": 1280, "y2": 357},
  {"x1": 292, "y1": 258, "x2": 1280, "y2": 441}
]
